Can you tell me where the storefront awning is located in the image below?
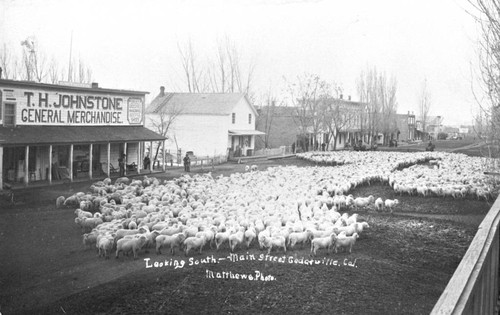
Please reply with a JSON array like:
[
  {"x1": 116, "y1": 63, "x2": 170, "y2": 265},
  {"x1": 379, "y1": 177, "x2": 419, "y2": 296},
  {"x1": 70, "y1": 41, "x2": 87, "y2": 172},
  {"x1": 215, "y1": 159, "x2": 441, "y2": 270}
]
[
  {"x1": 228, "y1": 129, "x2": 265, "y2": 136},
  {"x1": 0, "y1": 125, "x2": 166, "y2": 146}
]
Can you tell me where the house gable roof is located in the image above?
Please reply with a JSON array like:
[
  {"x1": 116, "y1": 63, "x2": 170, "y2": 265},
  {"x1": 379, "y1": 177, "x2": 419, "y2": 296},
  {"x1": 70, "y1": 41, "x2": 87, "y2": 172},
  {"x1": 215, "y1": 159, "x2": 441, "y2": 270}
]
[{"x1": 146, "y1": 92, "x2": 257, "y2": 116}]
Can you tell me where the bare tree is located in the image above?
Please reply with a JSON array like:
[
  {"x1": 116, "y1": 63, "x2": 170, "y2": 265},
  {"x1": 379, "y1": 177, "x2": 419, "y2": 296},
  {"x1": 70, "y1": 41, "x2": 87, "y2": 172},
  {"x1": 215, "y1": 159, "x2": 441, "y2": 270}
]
[
  {"x1": 177, "y1": 39, "x2": 203, "y2": 92},
  {"x1": 356, "y1": 67, "x2": 398, "y2": 145},
  {"x1": 286, "y1": 73, "x2": 329, "y2": 151},
  {"x1": 379, "y1": 74, "x2": 398, "y2": 145},
  {"x1": 468, "y1": 0, "x2": 500, "y2": 160},
  {"x1": 177, "y1": 36, "x2": 256, "y2": 97},
  {"x1": 48, "y1": 58, "x2": 60, "y2": 83},
  {"x1": 0, "y1": 43, "x2": 15, "y2": 79},
  {"x1": 357, "y1": 67, "x2": 382, "y2": 145},
  {"x1": 2, "y1": 38, "x2": 93, "y2": 84},
  {"x1": 148, "y1": 100, "x2": 183, "y2": 167},
  {"x1": 417, "y1": 78, "x2": 432, "y2": 140},
  {"x1": 321, "y1": 95, "x2": 358, "y2": 150},
  {"x1": 256, "y1": 87, "x2": 282, "y2": 149}
]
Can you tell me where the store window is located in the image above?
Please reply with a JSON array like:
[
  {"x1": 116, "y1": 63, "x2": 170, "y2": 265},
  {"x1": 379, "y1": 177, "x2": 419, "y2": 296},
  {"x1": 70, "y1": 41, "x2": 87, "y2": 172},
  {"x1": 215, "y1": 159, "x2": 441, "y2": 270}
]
[{"x1": 4, "y1": 103, "x2": 15, "y2": 126}]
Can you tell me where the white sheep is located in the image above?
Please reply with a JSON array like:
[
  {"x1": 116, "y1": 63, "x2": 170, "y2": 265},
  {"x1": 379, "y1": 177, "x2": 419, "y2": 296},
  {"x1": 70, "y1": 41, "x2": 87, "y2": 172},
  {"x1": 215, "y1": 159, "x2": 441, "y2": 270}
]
[
  {"x1": 345, "y1": 213, "x2": 359, "y2": 226},
  {"x1": 310, "y1": 233, "x2": 337, "y2": 256},
  {"x1": 384, "y1": 199, "x2": 399, "y2": 213},
  {"x1": 115, "y1": 235, "x2": 147, "y2": 259},
  {"x1": 244, "y1": 226, "x2": 257, "y2": 249},
  {"x1": 353, "y1": 195, "x2": 374, "y2": 209},
  {"x1": 215, "y1": 229, "x2": 233, "y2": 251},
  {"x1": 75, "y1": 217, "x2": 103, "y2": 233},
  {"x1": 183, "y1": 235, "x2": 206, "y2": 256},
  {"x1": 257, "y1": 228, "x2": 271, "y2": 250},
  {"x1": 333, "y1": 223, "x2": 357, "y2": 236},
  {"x1": 56, "y1": 196, "x2": 66, "y2": 208},
  {"x1": 374, "y1": 198, "x2": 384, "y2": 211},
  {"x1": 82, "y1": 232, "x2": 98, "y2": 249},
  {"x1": 288, "y1": 230, "x2": 313, "y2": 249},
  {"x1": 156, "y1": 233, "x2": 186, "y2": 255},
  {"x1": 261, "y1": 235, "x2": 286, "y2": 254},
  {"x1": 98, "y1": 236, "x2": 114, "y2": 259},
  {"x1": 355, "y1": 222, "x2": 370, "y2": 235},
  {"x1": 75, "y1": 209, "x2": 92, "y2": 219},
  {"x1": 334, "y1": 233, "x2": 359, "y2": 253},
  {"x1": 229, "y1": 228, "x2": 245, "y2": 252},
  {"x1": 114, "y1": 227, "x2": 148, "y2": 242},
  {"x1": 195, "y1": 227, "x2": 216, "y2": 249}
]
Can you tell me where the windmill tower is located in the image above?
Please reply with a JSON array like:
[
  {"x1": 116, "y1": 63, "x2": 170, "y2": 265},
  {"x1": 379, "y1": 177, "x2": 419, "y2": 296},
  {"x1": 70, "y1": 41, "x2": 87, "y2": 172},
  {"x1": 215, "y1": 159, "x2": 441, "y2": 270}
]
[{"x1": 20, "y1": 36, "x2": 36, "y2": 81}]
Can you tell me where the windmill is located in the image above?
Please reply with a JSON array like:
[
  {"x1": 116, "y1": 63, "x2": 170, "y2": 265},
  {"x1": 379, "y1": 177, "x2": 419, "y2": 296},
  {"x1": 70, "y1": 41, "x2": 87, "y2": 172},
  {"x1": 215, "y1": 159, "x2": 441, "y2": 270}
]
[{"x1": 20, "y1": 36, "x2": 37, "y2": 81}]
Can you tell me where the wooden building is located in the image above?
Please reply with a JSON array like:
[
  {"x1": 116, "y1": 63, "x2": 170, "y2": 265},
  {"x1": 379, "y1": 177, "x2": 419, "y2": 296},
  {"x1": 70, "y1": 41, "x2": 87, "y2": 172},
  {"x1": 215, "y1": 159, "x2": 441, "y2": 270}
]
[{"x1": 0, "y1": 79, "x2": 165, "y2": 190}]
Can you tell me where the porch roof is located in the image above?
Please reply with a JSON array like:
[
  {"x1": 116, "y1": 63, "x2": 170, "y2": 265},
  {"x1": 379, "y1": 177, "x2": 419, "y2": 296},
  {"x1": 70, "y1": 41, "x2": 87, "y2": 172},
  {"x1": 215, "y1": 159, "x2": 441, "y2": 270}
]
[
  {"x1": 228, "y1": 129, "x2": 266, "y2": 136},
  {"x1": 0, "y1": 125, "x2": 165, "y2": 146}
]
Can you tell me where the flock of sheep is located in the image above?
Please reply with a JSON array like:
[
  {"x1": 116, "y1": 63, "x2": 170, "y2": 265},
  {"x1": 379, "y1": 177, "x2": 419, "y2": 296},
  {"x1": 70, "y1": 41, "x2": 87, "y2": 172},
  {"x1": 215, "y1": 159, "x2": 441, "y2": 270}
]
[
  {"x1": 298, "y1": 151, "x2": 499, "y2": 200},
  {"x1": 61, "y1": 151, "x2": 497, "y2": 261}
]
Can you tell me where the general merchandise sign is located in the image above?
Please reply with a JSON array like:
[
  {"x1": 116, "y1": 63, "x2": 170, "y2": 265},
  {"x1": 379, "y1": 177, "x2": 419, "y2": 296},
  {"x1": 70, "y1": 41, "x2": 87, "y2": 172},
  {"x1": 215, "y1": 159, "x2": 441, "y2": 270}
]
[{"x1": 6, "y1": 87, "x2": 144, "y2": 126}]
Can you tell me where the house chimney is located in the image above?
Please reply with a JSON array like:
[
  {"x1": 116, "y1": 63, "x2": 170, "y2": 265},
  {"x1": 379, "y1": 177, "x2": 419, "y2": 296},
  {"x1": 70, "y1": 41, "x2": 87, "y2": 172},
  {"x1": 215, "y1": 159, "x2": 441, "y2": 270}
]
[
  {"x1": 91, "y1": 82, "x2": 99, "y2": 88},
  {"x1": 160, "y1": 86, "x2": 165, "y2": 97},
  {"x1": 348, "y1": 95, "x2": 351, "y2": 101}
]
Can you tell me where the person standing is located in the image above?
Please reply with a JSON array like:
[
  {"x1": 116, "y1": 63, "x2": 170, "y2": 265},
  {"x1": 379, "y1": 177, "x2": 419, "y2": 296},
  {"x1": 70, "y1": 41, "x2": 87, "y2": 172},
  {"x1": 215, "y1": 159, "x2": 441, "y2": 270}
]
[
  {"x1": 183, "y1": 153, "x2": 191, "y2": 172},
  {"x1": 118, "y1": 153, "x2": 126, "y2": 177},
  {"x1": 143, "y1": 153, "x2": 151, "y2": 171}
]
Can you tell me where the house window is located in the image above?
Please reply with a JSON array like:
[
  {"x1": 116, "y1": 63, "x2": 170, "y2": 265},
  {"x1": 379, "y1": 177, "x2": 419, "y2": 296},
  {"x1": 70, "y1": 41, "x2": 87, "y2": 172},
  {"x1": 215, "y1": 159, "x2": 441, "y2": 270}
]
[
  {"x1": 4, "y1": 103, "x2": 15, "y2": 126},
  {"x1": 232, "y1": 113, "x2": 235, "y2": 124},
  {"x1": 248, "y1": 113, "x2": 252, "y2": 124},
  {"x1": 0, "y1": 90, "x2": 2, "y2": 120}
]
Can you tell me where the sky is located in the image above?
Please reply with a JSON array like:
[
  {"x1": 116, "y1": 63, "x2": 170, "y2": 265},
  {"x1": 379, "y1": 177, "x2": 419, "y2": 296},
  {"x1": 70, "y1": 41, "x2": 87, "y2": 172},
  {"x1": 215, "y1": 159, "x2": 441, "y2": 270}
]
[{"x1": 0, "y1": 0, "x2": 483, "y2": 126}]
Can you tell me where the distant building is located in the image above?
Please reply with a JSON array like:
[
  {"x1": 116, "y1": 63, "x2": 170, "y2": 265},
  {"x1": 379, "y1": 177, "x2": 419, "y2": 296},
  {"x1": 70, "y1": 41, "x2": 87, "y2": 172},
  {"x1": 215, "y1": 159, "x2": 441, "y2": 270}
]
[
  {"x1": 255, "y1": 96, "x2": 366, "y2": 151},
  {"x1": 415, "y1": 115, "x2": 444, "y2": 140},
  {"x1": 146, "y1": 88, "x2": 263, "y2": 159},
  {"x1": 255, "y1": 106, "x2": 297, "y2": 151},
  {"x1": 394, "y1": 112, "x2": 416, "y2": 142}
]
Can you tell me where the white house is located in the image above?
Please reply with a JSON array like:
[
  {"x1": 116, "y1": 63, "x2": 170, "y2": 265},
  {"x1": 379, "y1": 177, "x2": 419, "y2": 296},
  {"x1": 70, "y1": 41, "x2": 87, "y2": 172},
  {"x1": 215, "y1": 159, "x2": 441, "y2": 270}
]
[{"x1": 145, "y1": 87, "x2": 264, "y2": 159}]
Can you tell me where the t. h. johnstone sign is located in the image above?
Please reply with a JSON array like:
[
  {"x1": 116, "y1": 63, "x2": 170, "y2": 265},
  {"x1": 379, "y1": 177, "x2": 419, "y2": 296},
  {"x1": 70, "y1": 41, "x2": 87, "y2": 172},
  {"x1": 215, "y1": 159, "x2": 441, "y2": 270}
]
[{"x1": 11, "y1": 87, "x2": 144, "y2": 126}]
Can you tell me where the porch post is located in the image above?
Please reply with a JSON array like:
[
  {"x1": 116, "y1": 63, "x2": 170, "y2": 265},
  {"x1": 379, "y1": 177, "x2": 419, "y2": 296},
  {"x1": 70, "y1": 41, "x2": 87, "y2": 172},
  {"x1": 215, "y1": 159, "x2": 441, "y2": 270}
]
[
  {"x1": 48, "y1": 145, "x2": 52, "y2": 184},
  {"x1": 162, "y1": 140, "x2": 166, "y2": 172},
  {"x1": 124, "y1": 142, "x2": 128, "y2": 176},
  {"x1": 137, "y1": 141, "x2": 142, "y2": 173},
  {"x1": 0, "y1": 146, "x2": 3, "y2": 190},
  {"x1": 107, "y1": 142, "x2": 111, "y2": 177},
  {"x1": 24, "y1": 145, "x2": 29, "y2": 185},
  {"x1": 149, "y1": 141, "x2": 153, "y2": 171},
  {"x1": 89, "y1": 143, "x2": 93, "y2": 179},
  {"x1": 69, "y1": 144, "x2": 74, "y2": 182}
]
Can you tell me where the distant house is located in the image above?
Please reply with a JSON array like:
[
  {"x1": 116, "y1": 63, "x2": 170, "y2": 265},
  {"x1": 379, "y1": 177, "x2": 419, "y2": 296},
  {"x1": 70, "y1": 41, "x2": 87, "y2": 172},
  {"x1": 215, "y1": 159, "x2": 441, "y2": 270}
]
[
  {"x1": 443, "y1": 126, "x2": 459, "y2": 139},
  {"x1": 394, "y1": 112, "x2": 416, "y2": 142},
  {"x1": 255, "y1": 106, "x2": 298, "y2": 151},
  {"x1": 256, "y1": 96, "x2": 366, "y2": 151},
  {"x1": 416, "y1": 115, "x2": 444, "y2": 140},
  {"x1": 145, "y1": 88, "x2": 263, "y2": 159}
]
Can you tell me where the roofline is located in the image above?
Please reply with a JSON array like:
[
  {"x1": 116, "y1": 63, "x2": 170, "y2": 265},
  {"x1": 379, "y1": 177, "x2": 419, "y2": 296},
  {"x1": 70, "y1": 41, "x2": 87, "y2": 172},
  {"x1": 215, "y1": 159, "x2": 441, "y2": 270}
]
[{"x1": 0, "y1": 79, "x2": 149, "y2": 96}]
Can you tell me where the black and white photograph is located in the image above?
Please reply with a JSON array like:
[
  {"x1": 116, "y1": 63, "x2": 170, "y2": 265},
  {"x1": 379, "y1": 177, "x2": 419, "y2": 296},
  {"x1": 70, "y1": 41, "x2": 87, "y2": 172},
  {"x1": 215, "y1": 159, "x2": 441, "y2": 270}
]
[{"x1": 0, "y1": 0, "x2": 499, "y2": 314}]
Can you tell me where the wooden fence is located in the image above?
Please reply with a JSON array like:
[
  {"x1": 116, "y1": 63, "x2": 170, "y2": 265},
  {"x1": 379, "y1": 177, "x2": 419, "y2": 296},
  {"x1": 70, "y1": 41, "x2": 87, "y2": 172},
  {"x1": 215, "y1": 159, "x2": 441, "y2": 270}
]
[{"x1": 431, "y1": 196, "x2": 500, "y2": 314}]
